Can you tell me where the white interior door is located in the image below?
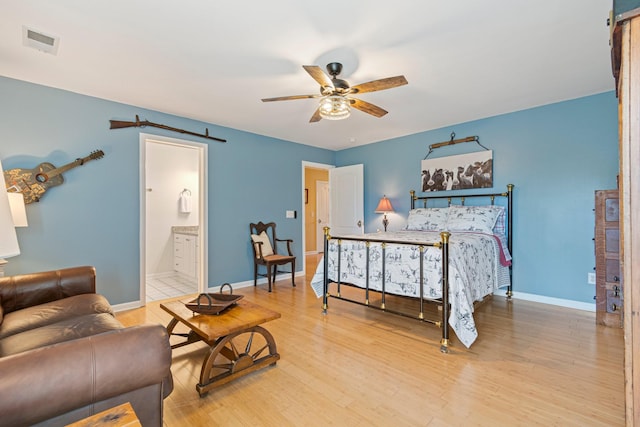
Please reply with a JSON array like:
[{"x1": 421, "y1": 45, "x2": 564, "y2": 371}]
[
  {"x1": 316, "y1": 180, "x2": 329, "y2": 252},
  {"x1": 329, "y1": 164, "x2": 364, "y2": 236}
]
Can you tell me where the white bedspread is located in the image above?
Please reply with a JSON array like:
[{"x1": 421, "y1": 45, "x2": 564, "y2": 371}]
[{"x1": 310, "y1": 230, "x2": 511, "y2": 348}]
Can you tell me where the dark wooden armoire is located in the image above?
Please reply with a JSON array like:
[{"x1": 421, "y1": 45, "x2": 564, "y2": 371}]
[{"x1": 595, "y1": 189, "x2": 623, "y2": 327}]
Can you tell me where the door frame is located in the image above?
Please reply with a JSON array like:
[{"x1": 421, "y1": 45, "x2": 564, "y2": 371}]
[
  {"x1": 316, "y1": 180, "x2": 329, "y2": 253},
  {"x1": 139, "y1": 133, "x2": 208, "y2": 303},
  {"x1": 302, "y1": 161, "x2": 333, "y2": 276}
]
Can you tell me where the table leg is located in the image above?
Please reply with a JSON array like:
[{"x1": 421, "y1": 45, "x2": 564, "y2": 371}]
[
  {"x1": 197, "y1": 325, "x2": 279, "y2": 397},
  {"x1": 166, "y1": 317, "x2": 203, "y2": 349}
]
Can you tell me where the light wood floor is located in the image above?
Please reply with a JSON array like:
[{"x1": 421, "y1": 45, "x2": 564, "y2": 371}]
[{"x1": 116, "y1": 255, "x2": 625, "y2": 426}]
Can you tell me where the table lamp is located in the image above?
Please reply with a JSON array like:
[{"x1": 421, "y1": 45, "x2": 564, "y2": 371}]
[
  {"x1": 375, "y1": 195, "x2": 394, "y2": 232},
  {"x1": 8, "y1": 192, "x2": 28, "y2": 227},
  {"x1": 0, "y1": 159, "x2": 21, "y2": 276}
]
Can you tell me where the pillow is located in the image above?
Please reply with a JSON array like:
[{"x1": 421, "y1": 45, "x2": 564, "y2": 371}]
[
  {"x1": 251, "y1": 231, "x2": 274, "y2": 257},
  {"x1": 406, "y1": 208, "x2": 449, "y2": 231},
  {"x1": 446, "y1": 205, "x2": 501, "y2": 234},
  {"x1": 489, "y1": 205, "x2": 506, "y2": 235}
]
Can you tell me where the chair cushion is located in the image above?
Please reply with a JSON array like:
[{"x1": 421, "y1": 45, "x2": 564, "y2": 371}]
[
  {"x1": 264, "y1": 254, "x2": 295, "y2": 263},
  {"x1": 251, "y1": 231, "x2": 274, "y2": 257}
]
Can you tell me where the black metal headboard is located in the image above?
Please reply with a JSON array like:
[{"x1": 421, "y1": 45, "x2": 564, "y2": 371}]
[{"x1": 410, "y1": 184, "x2": 514, "y2": 262}]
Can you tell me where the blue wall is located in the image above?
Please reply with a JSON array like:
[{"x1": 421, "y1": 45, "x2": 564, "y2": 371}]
[
  {"x1": 0, "y1": 75, "x2": 618, "y2": 305},
  {"x1": 0, "y1": 76, "x2": 334, "y2": 304},
  {"x1": 336, "y1": 92, "x2": 619, "y2": 303}
]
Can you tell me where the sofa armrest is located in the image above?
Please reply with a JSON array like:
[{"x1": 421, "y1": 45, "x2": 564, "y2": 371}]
[
  {"x1": 0, "y1": 266, "x2": 97, "y2": 314},
  {"x1": 0, "y1": 323, "x2": 173, "y2": 426}
]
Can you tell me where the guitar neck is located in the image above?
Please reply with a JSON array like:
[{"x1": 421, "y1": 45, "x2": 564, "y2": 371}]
[{"x1": 44, "y1": 155, "x2": 97, "y2": 179}]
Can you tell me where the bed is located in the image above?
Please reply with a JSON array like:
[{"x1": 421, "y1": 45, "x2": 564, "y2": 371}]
[{"x1": 310, "y1": 184, "x2": 514, "y2": 352}]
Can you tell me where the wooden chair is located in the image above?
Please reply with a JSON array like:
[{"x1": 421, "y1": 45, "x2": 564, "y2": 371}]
[{"x1": 250, "y1": 221, "x2": 296, "y2": 292}]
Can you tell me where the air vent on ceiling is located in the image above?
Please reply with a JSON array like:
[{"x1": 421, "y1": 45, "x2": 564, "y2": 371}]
[{"x1": 22, "y1": 26, "x2": 59, "y2": 55}]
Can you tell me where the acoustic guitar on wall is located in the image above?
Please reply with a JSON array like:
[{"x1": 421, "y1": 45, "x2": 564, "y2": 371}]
[{"x1": 3, "y1": 150, "x2": 105, "y2": 204}]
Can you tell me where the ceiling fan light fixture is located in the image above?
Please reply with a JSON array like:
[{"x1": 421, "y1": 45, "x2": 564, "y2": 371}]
[{"x1": 319, "y1": 95, "x2": 350, "y2": 120}]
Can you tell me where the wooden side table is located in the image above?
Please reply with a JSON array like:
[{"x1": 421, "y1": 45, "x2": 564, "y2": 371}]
[{"x1": 66, "y1": 402, "x2": 141, "y2": 427}]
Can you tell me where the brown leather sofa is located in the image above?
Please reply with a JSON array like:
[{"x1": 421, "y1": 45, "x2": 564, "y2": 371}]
[{"x1": 0, "y1": 266, "x2": 173, "y2": 426}]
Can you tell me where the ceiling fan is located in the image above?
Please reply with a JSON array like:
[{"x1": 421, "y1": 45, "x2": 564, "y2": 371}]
[{"x1": 261, "y1": 62, "x2": 408, "y2": 122}]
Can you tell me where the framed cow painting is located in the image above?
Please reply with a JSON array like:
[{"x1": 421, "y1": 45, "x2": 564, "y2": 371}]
[{"x1": 421, "y1": 150, "x2": 493, "y2": 192}]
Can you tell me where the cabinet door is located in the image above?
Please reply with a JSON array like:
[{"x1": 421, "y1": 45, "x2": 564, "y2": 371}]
[
  {"x1": 174, "y1": 233, "x2": 198, "y2": 278},
  {"x1": 184, "y1": 235, "x2": 197, "y2": 278},
  {"x1": 174, "y1": 234, "x2": 186, "y2": 274}
]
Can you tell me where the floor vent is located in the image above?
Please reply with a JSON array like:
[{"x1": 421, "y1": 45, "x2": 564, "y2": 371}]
[{"x1": 22, "y1": 26, "x2": 59, "y2": 55}]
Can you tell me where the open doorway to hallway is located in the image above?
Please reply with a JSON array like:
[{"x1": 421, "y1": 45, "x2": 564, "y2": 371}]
[{"x1": 302, "y1": 162, "x2": 332, "y2": 277}]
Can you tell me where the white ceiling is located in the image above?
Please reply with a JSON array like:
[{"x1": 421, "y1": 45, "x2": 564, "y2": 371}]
[{"x1": 1, "y1": 1, "x2": 615, "y2": 150}]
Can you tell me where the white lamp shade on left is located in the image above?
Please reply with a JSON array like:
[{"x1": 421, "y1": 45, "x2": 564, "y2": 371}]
[
  {"x1": 8, "y1": 193, "x2": 28, "y2": 227},
  {"x1": 0, "y1": 159, "x2": 21, "y2": 258}
]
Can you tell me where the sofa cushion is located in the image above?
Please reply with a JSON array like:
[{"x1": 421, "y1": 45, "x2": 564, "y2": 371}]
[
  {"x1": 0, "y1": 312, "x2": 123, "y2": 357},
  {"x1": 0, "y1": 293, "x2": 113, "y2": 340}
]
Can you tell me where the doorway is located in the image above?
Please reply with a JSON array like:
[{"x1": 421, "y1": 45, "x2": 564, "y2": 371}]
[
  {"x1": 140, "y1": 133, "x2": 208, "y2": 303},
  {"x1": 302, "y1": 161, "x2": 332, "y2": 276}
]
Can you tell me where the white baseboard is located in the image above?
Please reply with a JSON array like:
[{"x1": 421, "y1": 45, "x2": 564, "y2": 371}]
[
  {"x1": 494, "y1": 289, "x2": 595, "y2": 312},
  {"x1": 116, "y1": 273, "x2": 594, "y2": 314},
  {"x1": 112, "y1": 300, "x2": 144, "y2": 312},
  {"x1": 211, "y1": 271, "x2": 305, "y2": 292},
  {"x1": 113, "y1": 271, "x2": 306, "y2": 312}
]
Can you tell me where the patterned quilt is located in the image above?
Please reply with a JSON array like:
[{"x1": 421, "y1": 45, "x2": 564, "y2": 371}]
[{"x1": 310, "y1": 230, "x2": 511, "y2": 348}]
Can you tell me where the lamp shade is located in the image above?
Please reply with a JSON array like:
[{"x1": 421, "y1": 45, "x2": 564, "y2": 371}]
[
  {"x1": 375, "y1": 196, "x2": 394, "y2": 213},
  {"x1": 319, "y1": 95, "x2": 351, "y2": 120},
  {"x1": 0, "y1": 160, "x2": 20, "y2": 258},
  {"x1": 8, "y1": 192, "x2": 28, "y2": 227}
]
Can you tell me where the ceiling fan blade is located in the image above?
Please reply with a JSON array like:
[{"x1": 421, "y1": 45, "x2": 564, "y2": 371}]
[
  {"x1": 262, "y1": 94, "x2": 321, "y2": 102},
  {"x1": 303, "y1": 65, "x2": 335, "y2": 90},
  {"x1": 309, "y1": 108, "x2": 322, "y2": 123},
  {"x1": 350, "y1": 76, "x2": 408, "y2": 94},
  {"x1": 350, "y1": 98, "x2": 388, "y2": 118}
]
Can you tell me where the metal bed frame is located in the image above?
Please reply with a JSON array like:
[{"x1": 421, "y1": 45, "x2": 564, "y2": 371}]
[{"x1": 321, "y1": 184, "x2": 514, "y2": 353}]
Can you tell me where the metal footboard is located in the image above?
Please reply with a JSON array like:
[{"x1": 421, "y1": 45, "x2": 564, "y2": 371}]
[{"x1": 321, "y1": 228, "x2": 452, "y2": 353}]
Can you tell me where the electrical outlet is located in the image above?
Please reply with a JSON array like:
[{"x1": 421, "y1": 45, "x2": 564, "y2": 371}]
[{"x1": 588, "y1": 272, "x2": 596, "y2": 285}]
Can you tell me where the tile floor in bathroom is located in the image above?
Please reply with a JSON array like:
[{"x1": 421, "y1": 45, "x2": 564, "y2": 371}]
[{"x1": 146, "y1": 274, "x2": 198, "y2": 302}]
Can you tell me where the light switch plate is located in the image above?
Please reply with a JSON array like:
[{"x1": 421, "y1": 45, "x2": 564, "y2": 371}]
[{"x1": 286, "y1": 210, "x2": 296, "y2": 219}]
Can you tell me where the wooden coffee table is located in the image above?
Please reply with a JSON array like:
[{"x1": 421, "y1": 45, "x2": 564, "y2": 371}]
[{"x1": 160, "y1": 299, "x2": 281, "y2": 397}]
